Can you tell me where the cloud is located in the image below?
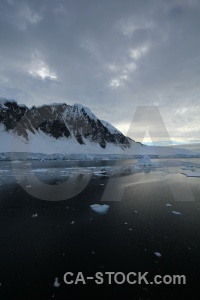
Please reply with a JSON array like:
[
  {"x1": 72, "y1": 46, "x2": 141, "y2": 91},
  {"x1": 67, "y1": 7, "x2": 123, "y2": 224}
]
[
  {"x1": 28, "y1": 55, "x2": 58, "y2": 80},
  {"x1": 17, "y1": 5, "x2": 42, "y2": 30},
  {"x1": 0, "y1": 0, "x2": 199, "y2": 143}
]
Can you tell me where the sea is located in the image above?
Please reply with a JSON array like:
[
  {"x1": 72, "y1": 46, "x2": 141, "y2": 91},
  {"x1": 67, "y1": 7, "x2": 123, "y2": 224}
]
[{"x1": 0, "y1": 158, "x2": 200, "y2": 299}]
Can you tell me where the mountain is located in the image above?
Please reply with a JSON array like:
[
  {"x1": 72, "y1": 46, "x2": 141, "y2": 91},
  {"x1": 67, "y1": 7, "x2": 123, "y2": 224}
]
[{"x1": 0, "y1": 98, "x2": 198, "y2": 158}]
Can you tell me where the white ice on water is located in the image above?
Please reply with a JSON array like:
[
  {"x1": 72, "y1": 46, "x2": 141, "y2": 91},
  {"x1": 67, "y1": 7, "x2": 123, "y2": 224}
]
[
  {"x1": 172, "y1": 211, "x2": 181, "y2": 215},
  {"x1": 154, "y1": 252, "x2": 162, "y2": 257},
  {"x1": 53, "y1": 278, "x2": 60, "y2": 288},
  {"x1": 137, "y1": 155, "x2": 152, "y2": 166},
  {"x1": 31, "y1": 169, "x2": 47, "y2": 173},
  {"x1": 90, "y1": 204, "x2": 109, "y2": 214},
  {"x1": 32, "y1": 213, "x2": 38, "y2": 218}
]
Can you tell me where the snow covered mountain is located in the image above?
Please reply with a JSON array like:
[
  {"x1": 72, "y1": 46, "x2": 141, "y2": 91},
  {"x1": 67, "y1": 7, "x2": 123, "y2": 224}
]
[
  {"x1": 0, "y1": 98, "x2": 198, "y2": 158},
  {"x1": 0, "y1": 98, "x2": 133, "y2": 154}
]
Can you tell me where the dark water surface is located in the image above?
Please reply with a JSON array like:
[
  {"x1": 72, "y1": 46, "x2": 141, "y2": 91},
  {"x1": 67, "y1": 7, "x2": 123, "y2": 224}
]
[{"x1": 0, "y1": 160, "x2": 200, "y2": 299}]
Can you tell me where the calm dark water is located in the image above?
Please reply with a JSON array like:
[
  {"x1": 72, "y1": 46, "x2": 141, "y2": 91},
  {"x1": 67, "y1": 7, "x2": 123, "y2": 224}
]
[{"x1": 0, "y1": 160, "x2": 200, "y2": 299}]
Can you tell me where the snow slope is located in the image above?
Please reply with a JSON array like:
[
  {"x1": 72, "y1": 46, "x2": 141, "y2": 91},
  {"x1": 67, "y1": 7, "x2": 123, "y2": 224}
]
[{"x1": 0, "y1": 98, "x2": 199, "y2": 158}]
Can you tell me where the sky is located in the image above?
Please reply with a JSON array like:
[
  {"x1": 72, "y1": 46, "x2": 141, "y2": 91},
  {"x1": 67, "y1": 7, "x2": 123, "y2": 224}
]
[{"x1": 0, "y1": 0, "x2": 200, "y2": 145}]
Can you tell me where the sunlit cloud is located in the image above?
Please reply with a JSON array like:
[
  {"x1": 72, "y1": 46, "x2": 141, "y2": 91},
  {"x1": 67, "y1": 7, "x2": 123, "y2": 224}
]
[
  {"x1": 17, "y1": 6, "x2": 42, "y2": 30},
  {"x1": 130, "y1": 46, "x2": 149, "y2": 61},
  {"x1": 108, "y1": 45, "x2": 147, "y2": 88},
  {"x1": 118, "y1": 19, "x2": 155, "y2": 37},
  {"x1": 109, "y1": 79, "x2": 121, "y2": 87},
  {"x1": 28, "y1": 58, "x2": 57, "y2": 80}
]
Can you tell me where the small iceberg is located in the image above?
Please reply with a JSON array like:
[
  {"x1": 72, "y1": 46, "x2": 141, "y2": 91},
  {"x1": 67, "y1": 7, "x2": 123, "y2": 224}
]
[
  {"x1": 138, "y1": 155, "x2": 151, "y2": 166},
  {"x1": 93, "y1": 170, "x2": 108, "y2": 177},
  {"x1": 172, "y1": 211, "x2": 181, "y2": 215},
  {"x1": 90, "y1": 204, "x2": 109, "y2": 214},
  {"x1": 94, "y1": 170, "x2": 106, "y2": 175},
  {"x1": 12, "y1": 160, "x2": 21, "y2": 163},
  {"x1": 154, "y1": 252, "x2": 162, "y2": 257},
  {"x1": 71, "y1": 221, "x2": 75, "y2": 224},
  {"x1": 166, "y1": 204, "x2": 172, "y2": 207},
  {"x1": 53, "y1": 277, "x2": 60, "y2": 288},
  {"x1": 32, "y1": 213, "x2": 38, "y2": 218},
  {"x1": 31, "y1": 169, "x2": 47, "y2": 173}
]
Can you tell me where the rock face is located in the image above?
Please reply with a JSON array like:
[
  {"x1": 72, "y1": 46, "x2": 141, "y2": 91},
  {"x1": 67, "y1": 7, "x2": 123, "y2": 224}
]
[{"x1": 0, "y1": 98, "x2": 132, "y2": 149}]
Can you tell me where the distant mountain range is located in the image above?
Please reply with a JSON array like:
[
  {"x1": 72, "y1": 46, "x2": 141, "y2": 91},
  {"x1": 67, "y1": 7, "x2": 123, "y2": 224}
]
[{"x1": 0, "y1": 98, "x2": 198, "y2": 159}]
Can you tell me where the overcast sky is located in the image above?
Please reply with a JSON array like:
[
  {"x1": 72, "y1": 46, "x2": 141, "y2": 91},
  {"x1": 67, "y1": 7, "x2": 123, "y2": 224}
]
[{"x1": 0, "y1": 0, "x2": 200, "y2": 145}]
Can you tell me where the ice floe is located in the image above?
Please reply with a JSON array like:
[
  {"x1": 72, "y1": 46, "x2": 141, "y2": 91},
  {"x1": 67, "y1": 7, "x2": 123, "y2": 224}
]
[
  {"x1": 154, "y1": 252, "x2": 162, "y2": 257},
  {"x1": 53, "y1": 278, "x2": 60, "y2": 287},
  {"x1": 31, "y1": 169, "x2": 47, "y2": 173},
  {"x1": 90, "y1": 204, "x2": 109, "y2": 214},
  {"x1": 172, "y1": 211, "x2": 181, "y2": 215},
  {"x1": 32, "y1": 213, "x2": 38, "y2": 218},
  {"x1": 137, "y1": 155, "x2": 151, "y2": 166}
]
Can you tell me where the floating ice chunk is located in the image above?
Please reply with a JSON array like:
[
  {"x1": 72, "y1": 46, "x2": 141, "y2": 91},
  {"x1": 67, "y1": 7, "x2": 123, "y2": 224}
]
[
  {"x1": 71, "y1": 221, "x2": 75, "y2": 224},
  {"x1": 138, "y1": 155, "x2": 151, "y2": 166},
  {"x1": 26, "y1": 185, "x2": 31, "y2": 188},
  {"x1": 100, "y1": 184, "x2": 105, "y2": 186},
  {"x1": 154, "y1": 252, "x2": 162, "y2": 257},
  {"x1": 134, "y1": 210, "x2": 138, "y2": 214},
  {"x1": 181, "y1": 171, "x2": 200, "y2": 177},
  {"x1": 166, "y1": 204, "x2": 172, "y2": 207},
  {"x1": 32, "y1": 213, "x2": 38, "y2": 218},
  {"x1": 53, "y1": 277, "x2": 60, "y2": 288},
  {"x1": 12, "y1": 160, "x2": 21, "y2": 163},
  {"x1": 90, "y1": 204, "x2": 109, "y2": 214},
  {"x1": 31, "y1": 169, "x2": 47, "y2": 173},
  {"x1": 172, "y1": 211, "x2": 181, "y2": 215},
  {"x1": 93, "y1": 171, "x2": 106, "y2": 175}
]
